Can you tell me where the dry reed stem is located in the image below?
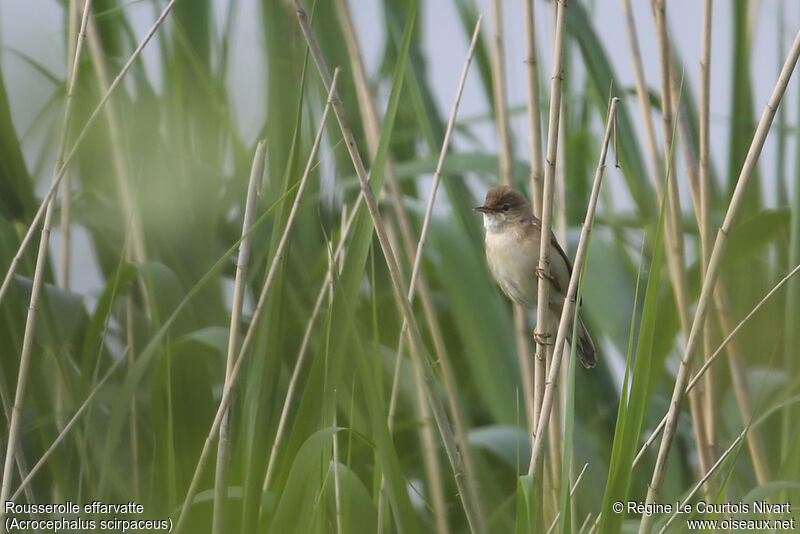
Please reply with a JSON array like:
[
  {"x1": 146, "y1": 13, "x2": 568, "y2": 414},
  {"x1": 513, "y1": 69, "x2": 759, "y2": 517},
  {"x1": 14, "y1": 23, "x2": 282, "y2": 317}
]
[
  {"x1": 639, "y1": 28, "x2": 800, "y2": 534},
  {"x1": 528, "y1": 98, "x2": 620, "y2": 480},
  {"x1": 175, "y1": 71, "x2": 340, "y2": 534},
  {"x1": 53, "y1": 0, "x2": 81, "y2": 442},
  {"x1": 0, "y1": 3, "x2": 93, "y2": 524},
  {"x1": 650, "y1": 0, "x2": 715, "y2": 477},
  {"x1": 670, "y1": 78, "x2": 702, "y2": 221},
  {"x1": 669, "y1": 66, "x2": 723, "y2": 477},
  {"x1": 524, "y1": 0, "x2": 545, "y2": 434},
  {"x1": 295, "y1": 6, "x2": 485, "y2": 532},
  {"x1": 523, "y1": 0, "x2": 545, "y2": 216},
  {"x1": 555, "y1": 111, "x2": 568, "y2": 247},
  {"x1": 699, "y1": 0, "x2": 712, "y2": 251},
  {"x1": 58, "y1": 0, "x2": 79, "y2": 290},
  {"x1": 11, "y1": 355, "x2": 125, "y2": 500},
  {"x1": 58, "y1": 0, "x2": 80, "y2": 292},
  {"x1": 531, "y1": 0, "x2": 568, "y2": 480},
  {"x1": 633, "y1": 260, "x2": 800, "y2": 467},
  {"x1": 621, "y1": 0, "x2": 662, "y2": 186},
  {"x1": 545, "y1": 368, "x2": 563, "y2": 519},
  {"x1": 0, "y1": 0, "x2": 182, "y2": 310},
  {"x1": 657, "y1": 110, "x2": 771, "y2": 484},
  {"x1": 547, "y1": 101, "x2": 570, "y2": 519},
  {"x1": 491, "y1": 0, "x2": 512, "y2": 187},
  {"x1": 698, "y1": 0, "x2": 717, "y2": 473},
  {"x1": 491, "y1": 0, "x2": 538, "y2": 452},
  {"x1": 212, "y1": 139, "x2": 266, "y2": 534},
  {"x1": 516, "y1": 306, "x2": 538, "y2": 429}
]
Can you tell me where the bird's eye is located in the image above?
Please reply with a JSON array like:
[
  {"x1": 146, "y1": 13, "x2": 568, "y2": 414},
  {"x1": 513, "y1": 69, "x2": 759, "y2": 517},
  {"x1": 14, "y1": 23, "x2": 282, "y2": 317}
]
[{"x1": 502, "y1": 204, "x2": 510, "y2": 211}]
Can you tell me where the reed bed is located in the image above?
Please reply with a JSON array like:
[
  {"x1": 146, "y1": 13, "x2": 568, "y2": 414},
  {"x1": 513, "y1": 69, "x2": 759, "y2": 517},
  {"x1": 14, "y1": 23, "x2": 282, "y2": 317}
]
[{"x1": 0, "y1": 1, "x2": 798, "y2": 533}]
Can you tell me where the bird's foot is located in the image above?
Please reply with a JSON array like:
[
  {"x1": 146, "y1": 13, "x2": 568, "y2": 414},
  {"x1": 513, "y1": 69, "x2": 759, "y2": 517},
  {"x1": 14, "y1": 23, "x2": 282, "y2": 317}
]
[
  {"x1": 535, "y1": 266, "x2": 557, "y2": 283},
  {"x1": 533, "y1": 330, "x2": 553, "y2": 346}
]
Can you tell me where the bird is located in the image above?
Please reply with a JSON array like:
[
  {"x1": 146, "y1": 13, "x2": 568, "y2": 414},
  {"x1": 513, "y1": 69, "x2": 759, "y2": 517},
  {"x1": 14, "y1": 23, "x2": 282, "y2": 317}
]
[{"x1": 474, "y1": 185, "x2": 596, "y2": 368}]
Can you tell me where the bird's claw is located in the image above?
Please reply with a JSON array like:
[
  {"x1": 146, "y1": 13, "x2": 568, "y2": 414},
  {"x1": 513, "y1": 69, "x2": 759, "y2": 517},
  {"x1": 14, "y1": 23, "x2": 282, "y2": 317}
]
[
  {"x1": 533, "y1": 330, "x2": 552, "y2": 346},
  {"x1": 535, "y1": 266, "x2": 556, "y2": 283}
]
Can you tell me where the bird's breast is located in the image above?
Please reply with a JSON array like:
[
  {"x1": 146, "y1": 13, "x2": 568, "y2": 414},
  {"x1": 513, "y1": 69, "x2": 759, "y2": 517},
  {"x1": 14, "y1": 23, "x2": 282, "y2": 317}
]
[{"x1": 485, "y1": 226, "x2": 540, "y2": 309}]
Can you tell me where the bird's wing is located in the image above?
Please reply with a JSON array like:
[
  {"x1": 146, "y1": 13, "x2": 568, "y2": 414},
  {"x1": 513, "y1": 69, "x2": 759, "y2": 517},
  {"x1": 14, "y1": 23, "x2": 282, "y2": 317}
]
[{"x1": 530, "y1": 216, "x2": 574, "y2": 295}]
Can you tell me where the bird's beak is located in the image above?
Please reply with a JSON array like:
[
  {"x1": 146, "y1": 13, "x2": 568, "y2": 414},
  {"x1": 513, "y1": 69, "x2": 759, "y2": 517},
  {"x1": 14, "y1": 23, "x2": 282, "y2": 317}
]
[{"x1": 474, "y1": 205, "x2": 491, "y2": 213}]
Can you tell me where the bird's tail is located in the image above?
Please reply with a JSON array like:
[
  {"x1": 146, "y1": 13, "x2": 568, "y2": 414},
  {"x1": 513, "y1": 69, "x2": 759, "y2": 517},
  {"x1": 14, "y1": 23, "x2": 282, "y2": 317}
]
[{"x1": 576, "y1": 316, "x2": 596, "y2": 369}]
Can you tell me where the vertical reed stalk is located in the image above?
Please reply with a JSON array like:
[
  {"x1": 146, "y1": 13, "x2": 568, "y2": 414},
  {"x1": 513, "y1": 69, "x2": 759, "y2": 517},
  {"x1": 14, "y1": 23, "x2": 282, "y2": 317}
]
[
  {"x1": 491, "y1": 0, "x2": 512, "y2": 187},
  {"x1": 650, "y1": 0, "x2": 714, "y2": 478},
  {"x1": 548, "y1": 99, "x2": 569, "y2": 518},
  {"x1": 58, "y1": 0, "x2": 80, "y2": 294},
  {"x1": 212, "y1": 140, "x2": 266, "y2": 534},
  {"x1": 529, "y1": 98, "x2": 619, "y2": 482},
  {"x1": 53, "y1": 0, "x2": 81, "y2": 441},
  {"x1": 523, "y1": 0, "x2": 547, "y2": 436},
  {"x1": 698, "y1": 0, "x2": 718, "y2": 466},
  {"x1": 621, "y1": 0, "x2": 662, "y2": 185},
  {"x1": 523, "y1": 0, "x2": 544, "y2": 217},
  {"x1": 531, "y1": 0, "x2": 568, "y2": 484},
  {"x1": 491, "y1": 0, "x2": 537, "y2": 453}
]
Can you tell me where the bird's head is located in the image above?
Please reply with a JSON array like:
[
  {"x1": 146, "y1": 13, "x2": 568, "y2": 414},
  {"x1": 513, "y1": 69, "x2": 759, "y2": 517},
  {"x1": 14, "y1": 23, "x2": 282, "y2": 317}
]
[{"x1": 474, "y1": 185, "x2": 531, "y2": 230}]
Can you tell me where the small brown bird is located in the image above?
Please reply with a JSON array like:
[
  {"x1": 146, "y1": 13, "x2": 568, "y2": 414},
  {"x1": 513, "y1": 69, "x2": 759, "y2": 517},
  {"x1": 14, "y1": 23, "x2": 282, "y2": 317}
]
[{"x1": 475, "y1": 185, "x2": 596, "y2": 368}]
